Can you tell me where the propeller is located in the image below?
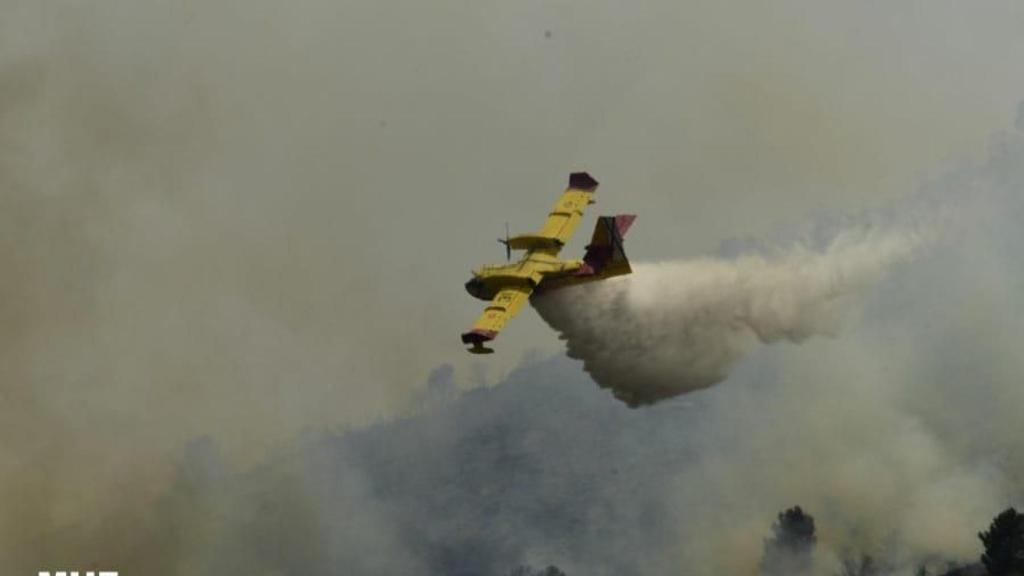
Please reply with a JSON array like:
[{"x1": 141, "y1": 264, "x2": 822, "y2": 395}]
[{"x1": 498, "y1": 222, "x2": 511, "y2": 261}]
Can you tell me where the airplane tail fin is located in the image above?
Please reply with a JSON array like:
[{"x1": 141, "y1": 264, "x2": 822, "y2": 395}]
[{"x1": 578, "y1": 215, "x2": 636, "y2": 277}]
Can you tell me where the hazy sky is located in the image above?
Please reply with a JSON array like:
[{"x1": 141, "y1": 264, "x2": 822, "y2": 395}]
[{"x1": 2, "y1": 2, "x2": 1024, "y2": 565}]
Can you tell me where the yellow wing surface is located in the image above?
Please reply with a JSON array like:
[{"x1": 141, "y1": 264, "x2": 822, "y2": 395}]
[
  {"x1": 537, "y1": 172, "x2": 599, "y2": 248},
  {"x1": 461, "y1": 285, "x2": 533, "y2": 354},
  {"x1": 504, "y1": 172, "x2": 599, "y2": 253}
]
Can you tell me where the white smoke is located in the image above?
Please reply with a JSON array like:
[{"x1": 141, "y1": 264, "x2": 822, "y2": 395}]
[{"x1": 533, "y1": 224, "x2": 932, "y2": 406}]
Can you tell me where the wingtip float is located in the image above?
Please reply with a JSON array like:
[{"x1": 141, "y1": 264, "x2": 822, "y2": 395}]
[{"x1": 461, "y1": 172, "x2": 636, "y2": 354}]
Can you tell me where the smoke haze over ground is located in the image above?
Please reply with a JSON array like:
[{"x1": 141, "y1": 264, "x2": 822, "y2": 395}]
[
  {"x1": 13, "y1": 123, "x2": 1024, "y2": 576},
  {"x1": 4, "y1": 1, "x2": 1024, "y2": 575}
]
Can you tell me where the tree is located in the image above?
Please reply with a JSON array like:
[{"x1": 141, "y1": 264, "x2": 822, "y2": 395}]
[
  {"x1": 979, "y1": 507, "x2": 1024, "y2": 575},
  {"x1": 761, "y1": 506, "x2": 817, "y2": 575}
]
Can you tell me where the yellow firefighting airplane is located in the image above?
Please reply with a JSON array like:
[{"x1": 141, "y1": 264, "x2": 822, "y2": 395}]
[{"x1": 462, "y1": 172, "x2": 636, "y2": 354}]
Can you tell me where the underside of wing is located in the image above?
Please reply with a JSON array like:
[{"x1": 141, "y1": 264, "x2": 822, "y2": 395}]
[{"x1": 461, "y1": 285, "x2": 534, "y2": 353}]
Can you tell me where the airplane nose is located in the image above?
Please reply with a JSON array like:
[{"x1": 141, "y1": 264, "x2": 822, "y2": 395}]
[{"x1": 464, "y1": 278, "x2": 483, "y2": 299}]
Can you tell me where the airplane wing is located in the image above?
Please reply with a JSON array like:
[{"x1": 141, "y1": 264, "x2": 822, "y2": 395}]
[
  {"x1": 538, "y1": 172, "x2": 599, "y2": 247},
  {"x1": 505, "y1": 172, "x2": 599, "y2": 253},
  {"x1": 460, "y1": 285, "x2": 533, "y2": 354}
]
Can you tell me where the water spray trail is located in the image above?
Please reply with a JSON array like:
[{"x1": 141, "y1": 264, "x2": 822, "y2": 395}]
[{"x1": 533, "y1": 225, "x2": 931, "y2": 406}]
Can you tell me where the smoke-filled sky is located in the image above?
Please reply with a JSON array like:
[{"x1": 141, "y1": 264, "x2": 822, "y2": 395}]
[{"x1": 3, "y1": 1, "x2": 1024, "y2": 574}]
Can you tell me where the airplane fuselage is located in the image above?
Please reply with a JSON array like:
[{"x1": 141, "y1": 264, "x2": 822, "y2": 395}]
[{"x1": 464, "y1": 250, "x2": 585, "y2": 301}]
